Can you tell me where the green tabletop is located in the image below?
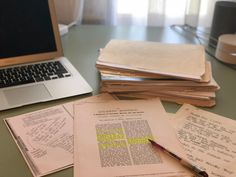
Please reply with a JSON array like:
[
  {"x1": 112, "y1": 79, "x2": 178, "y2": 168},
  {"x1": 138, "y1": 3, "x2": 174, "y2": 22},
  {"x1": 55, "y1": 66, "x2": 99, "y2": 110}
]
[{"x1": 0, "y1": 25, "x2": 235, "y2": 177}]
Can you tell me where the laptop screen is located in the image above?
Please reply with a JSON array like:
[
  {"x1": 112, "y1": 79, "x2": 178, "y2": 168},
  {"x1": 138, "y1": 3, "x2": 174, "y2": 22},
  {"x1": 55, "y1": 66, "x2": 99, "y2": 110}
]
[{"x1": 0, "y1": 0, "x2": 63, "y2": 66}]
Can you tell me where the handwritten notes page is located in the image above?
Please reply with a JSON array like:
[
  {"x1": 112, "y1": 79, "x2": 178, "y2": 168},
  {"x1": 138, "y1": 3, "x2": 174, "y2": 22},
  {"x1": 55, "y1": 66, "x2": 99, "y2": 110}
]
[
  {"x1": 74, "y1": 99, "x2": 193, "y2": 177},
  {"x1": 171, "y1": 104, "x2": 236, "y2": 177},
  {"x1": 5, "y1": 105, "x2": 73, "y2": 177},
  {"x1": 4, "y1": 93, "x2": 115, "y2": 177}
]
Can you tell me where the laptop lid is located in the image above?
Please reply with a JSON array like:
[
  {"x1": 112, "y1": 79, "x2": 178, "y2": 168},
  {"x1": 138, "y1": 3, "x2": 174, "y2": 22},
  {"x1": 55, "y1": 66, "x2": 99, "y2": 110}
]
[{"x1": 0, "y1": 0, "x2": 63, "y2": 67}]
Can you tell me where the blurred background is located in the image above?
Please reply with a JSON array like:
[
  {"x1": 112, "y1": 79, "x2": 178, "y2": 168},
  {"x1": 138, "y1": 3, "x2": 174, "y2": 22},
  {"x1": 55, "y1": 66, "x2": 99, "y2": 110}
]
[{"x1": 54, "y1": 0, "x2": 235, "y2": 27}]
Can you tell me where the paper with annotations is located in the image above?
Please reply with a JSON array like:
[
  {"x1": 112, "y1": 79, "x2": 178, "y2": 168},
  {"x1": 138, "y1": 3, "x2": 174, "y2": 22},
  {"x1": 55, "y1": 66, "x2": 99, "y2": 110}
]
[
  {"x1": 74, "y1": 98, "x2": 193, "y2": 177},
  {"x1": 4, "y1": 93, "x2": 115, "y2": 177},
  {"x1": 5, "y1": 105, "x2": 74, "y2": 177},
  {"x1": 169, "y1": 104, "x2": 236, "y2": 177}
]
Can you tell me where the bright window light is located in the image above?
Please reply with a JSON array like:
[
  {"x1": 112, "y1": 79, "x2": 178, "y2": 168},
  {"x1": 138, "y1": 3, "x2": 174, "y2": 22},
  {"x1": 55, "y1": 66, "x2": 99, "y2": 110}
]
[
  {"x1": 165, "y1": 0, "x2": 187, "y2": 18},
  {"x1": 117, "y1": 0, "x2": 148, "y2": 17}
]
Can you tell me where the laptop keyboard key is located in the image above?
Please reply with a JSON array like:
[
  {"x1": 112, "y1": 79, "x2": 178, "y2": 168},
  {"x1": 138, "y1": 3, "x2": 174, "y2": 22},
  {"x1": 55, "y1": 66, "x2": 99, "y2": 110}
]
[
  {"x1": 44, "y1": 76, "x2": 51, "y2": 81},
  {"x1": 34, "y1": 77, "x2": 44, "y2": 82},
  {"x1": 57, "y1": 74, "x2": 64, "y2": 78}
]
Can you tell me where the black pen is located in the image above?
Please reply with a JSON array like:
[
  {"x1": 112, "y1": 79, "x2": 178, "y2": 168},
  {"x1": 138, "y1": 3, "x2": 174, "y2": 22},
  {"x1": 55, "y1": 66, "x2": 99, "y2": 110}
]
[{"x1": 148, "y1": 139, "x2": 208, "y2": 177}]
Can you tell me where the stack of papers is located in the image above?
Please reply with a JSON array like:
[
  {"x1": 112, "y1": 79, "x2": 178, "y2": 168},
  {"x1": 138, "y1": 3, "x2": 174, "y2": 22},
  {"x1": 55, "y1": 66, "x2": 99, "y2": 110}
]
[
  {"x1": 4, "y1": 94, "x2": 236, "y2": 177},
  {"x1": 4, "y1": 93, "x2": 115, "y2": 177},
  {"x1": 96, "y1": 40, "x2": 220, "y2": 107}
]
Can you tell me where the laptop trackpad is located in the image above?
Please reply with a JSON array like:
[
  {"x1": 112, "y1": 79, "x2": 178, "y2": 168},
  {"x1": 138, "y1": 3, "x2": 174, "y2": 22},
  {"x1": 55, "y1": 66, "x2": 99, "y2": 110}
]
[{"x1": 4, "y1": 84, "x2": 52, "y2": 106}]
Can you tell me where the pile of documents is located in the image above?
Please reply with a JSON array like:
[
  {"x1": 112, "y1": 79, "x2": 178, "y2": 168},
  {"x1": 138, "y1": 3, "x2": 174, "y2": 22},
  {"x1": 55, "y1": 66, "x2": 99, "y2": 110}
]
[
  {"x1": 5, "y1": 94, "x2": 236, "y2": 177},
  {"x1": 96, "y1": 39, "x2": 220, "y2": 107},
  {"x1": 4, "y1": 93, "x2": 115, "y2": 177}
]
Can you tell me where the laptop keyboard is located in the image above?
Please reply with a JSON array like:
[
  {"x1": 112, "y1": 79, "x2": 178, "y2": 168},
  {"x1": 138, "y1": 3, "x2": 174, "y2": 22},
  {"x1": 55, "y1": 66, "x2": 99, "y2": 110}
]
[{"x1": 0, "y1": 61, "x2": 71, "y2": 88}]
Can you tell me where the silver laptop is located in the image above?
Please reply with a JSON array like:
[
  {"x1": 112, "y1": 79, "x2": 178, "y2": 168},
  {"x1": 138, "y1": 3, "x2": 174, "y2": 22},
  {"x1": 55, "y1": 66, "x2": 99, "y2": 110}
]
[{"x1": 0, "y1": 0, "x2": 92, "y2": 110}]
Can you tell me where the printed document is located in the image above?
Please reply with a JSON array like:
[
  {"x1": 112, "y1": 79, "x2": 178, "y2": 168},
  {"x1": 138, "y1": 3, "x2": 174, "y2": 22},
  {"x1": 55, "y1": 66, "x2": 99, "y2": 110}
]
[
  {"x1": 170, "y1": 104, "x2": 236, "y2": 177},
  {"x1": 74, "y1": 99, "x2": 193, "y2": 177}
]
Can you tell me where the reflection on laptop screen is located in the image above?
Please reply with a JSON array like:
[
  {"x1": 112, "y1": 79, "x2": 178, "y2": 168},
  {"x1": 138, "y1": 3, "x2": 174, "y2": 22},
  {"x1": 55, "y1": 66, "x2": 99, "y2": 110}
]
[{"x1": 0, "y1": 0, "x2": 57, "y2": 59}]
